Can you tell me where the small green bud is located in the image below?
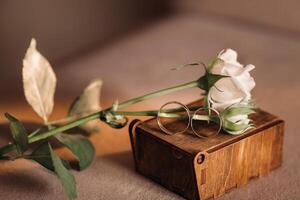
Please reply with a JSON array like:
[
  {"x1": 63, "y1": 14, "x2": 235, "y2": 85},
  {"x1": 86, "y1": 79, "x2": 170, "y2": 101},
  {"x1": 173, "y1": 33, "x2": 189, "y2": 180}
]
[{"x1": 220, "y1": 103, "x2": 255, "y2": 135}]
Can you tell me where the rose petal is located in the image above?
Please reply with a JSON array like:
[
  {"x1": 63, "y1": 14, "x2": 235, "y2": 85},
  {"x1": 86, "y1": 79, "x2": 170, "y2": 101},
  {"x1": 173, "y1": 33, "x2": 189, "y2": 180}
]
[
  {"x1": 231, "y1": 64, "x2": 256, "y2": 96},
  {"x1": 218, "y1": 49, "x2": 242, "y2": 67},
  {"x1": 211, "y1": 78, "x2": 245, "y2": 102},
  {"x1": 210, "y1": 49, "x2": 255, "y2": 114}
]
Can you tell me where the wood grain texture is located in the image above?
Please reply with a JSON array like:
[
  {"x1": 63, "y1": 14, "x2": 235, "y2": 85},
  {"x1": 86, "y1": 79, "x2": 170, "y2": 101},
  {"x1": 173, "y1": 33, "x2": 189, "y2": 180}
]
[
  {"x1": 129, "y1": 100, "x2": 284, "y2": 200},
  {"x1": 194, "y1": 122, "x2": 284, "y2": 200}
]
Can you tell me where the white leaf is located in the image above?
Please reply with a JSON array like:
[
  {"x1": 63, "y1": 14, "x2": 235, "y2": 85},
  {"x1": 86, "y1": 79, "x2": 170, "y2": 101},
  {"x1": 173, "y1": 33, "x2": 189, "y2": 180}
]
[
  {"x1": 69, "y1": 79, "x2": 103, "y2": 132},
  {"x1": 22, "y1": 38, "x2": 57, "y2": 123}
]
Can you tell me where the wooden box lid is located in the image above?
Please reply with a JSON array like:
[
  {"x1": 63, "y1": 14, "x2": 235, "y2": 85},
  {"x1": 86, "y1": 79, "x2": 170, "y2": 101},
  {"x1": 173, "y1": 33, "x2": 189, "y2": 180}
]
[{"x1": 136, "y1": 100, "x2": 284, "y2": 156}]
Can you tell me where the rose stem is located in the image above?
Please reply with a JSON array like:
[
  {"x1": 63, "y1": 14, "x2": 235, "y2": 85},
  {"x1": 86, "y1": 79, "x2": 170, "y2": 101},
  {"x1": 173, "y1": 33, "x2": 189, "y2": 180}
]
[{"x1": 0, "y1": 80, "x2": 199, "y2": 155}]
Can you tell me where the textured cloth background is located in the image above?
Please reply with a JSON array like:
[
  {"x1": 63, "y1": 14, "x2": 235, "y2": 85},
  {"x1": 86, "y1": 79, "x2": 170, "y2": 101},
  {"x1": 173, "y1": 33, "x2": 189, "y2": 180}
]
[{"x1": 0, "y1": 13, "x2": 299, "y2": 199}]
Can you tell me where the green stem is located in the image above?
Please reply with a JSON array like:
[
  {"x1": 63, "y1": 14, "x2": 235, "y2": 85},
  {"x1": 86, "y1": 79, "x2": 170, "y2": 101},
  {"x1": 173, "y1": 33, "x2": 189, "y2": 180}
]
[
  {"x1": 45, "y1": 80, "x2": 199, "y2": 125},
  {"x1": 29, "y1": 112, "x2": 101, "y2": 143},
  {"x1": 0, "y1": 80, "x2": 199, "y2": 156},
  {"x1": 113, "y1": 110, "x2": 210, "y2": 120},
  {"x1": 192, "y1": 115, "x2": 210, "y2": 121},
  {"x1": 113, "y1": 110, "x2": 158, "y2": 116}
]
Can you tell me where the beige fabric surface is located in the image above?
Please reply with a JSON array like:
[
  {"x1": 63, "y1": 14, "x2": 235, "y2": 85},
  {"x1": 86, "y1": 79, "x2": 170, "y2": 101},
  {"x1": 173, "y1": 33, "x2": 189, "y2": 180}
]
[{"x1": 1, "y1": 13, "x2": 300, "y2": 199}]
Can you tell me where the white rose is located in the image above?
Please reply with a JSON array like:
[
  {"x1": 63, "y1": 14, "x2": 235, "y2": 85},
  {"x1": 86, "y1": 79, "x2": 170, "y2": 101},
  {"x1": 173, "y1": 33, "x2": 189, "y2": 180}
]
[{"x1": 208, "y1": 49, "x2": 256, "y2": 134}]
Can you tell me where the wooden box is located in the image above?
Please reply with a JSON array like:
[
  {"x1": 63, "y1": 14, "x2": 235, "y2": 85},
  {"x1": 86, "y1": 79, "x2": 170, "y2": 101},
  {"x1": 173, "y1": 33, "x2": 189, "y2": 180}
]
[{"x1": 128, "y1": 100, "x2": 284, "y2": 200}]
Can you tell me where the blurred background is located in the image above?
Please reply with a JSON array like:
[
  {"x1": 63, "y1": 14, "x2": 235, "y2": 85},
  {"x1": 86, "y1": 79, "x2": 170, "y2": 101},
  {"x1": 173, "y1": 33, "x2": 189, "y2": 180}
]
[
  {"x1": 0, "y1": 1, "x2": 300, "y2": 199},
  {"x1": 1, "y1": 0, "x2": 299, "y2": 106}
]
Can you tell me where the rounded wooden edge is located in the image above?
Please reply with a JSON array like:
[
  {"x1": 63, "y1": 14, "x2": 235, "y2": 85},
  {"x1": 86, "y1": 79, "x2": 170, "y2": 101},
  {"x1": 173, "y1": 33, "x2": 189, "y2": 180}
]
[
  {"x1": 128, "y1": 119, "x2": 142, "y2": 170},
  {"x1": 193, "y1": 151, "x2": 209, "y2": 200}
]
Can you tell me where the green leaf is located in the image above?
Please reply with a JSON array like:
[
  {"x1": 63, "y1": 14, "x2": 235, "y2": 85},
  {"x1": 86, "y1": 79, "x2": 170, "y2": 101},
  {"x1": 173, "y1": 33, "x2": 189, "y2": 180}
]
[
  {"x1": 222, "y1": 105, "x2": 255, "y2": 118},
  {"x1": 223, "y1": 119, "x2": 250, "y2": 132},
  {"x1": 4, "y1": 113, "x2": 28, "y2": 155},
  {"x1": 0, "y1": 144, "x2": 12, "y2": 157},
  {"x1": 49, "y1": 144, "x2": 77, "y2": 200},
  {"x1": 55, "y1": 133, "x2": 95, "y2": 170},
  {"x1": 26, "y1": 143, "x2": 76, "y2": 199},
  {"x1": 0, "y1": 155, "x2": 10, "y2": 160},
  {"x1": 29, "y1": 143, "x2": 71, "y2": 171},
  {"x1": 198, "y1": 72, "x2": 228, "y2": 93},
  {"x1": 207, "y1": 58, "x2": 223, "y2": 72},
  {"x1": 30, "y1": 142, "x2": 54, "y2": 171}
]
